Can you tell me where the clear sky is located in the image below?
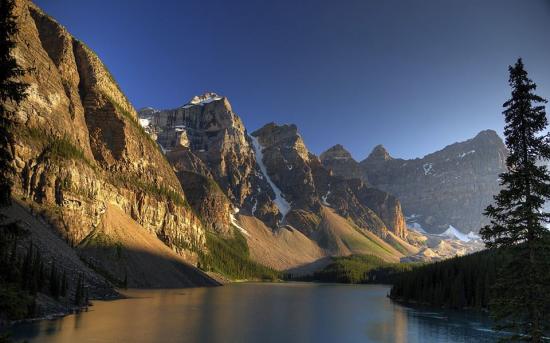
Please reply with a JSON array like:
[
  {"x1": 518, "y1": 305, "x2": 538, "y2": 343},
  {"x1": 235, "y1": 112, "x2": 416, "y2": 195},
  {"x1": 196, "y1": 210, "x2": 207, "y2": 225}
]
[{"x1": 34, "y1": 0, "x2": 550, "y2": 160}]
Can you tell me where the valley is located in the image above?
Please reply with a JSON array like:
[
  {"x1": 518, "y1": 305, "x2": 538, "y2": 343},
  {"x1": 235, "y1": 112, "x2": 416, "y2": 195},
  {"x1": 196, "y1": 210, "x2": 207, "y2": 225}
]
[{"x1": 3, "y1": 0, "x2": 548, "y2": 341}]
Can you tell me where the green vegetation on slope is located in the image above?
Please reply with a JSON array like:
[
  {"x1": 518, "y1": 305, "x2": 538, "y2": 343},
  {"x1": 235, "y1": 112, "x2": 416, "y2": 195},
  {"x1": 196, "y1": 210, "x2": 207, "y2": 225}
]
[
  {"x1": 198, "y1": 228, "x2": 280, "y2": 281},
  {"x1": 389, "y1": 249, "x2": 499, "y2": 310},
  {"x1": 290, "y1": 254, "x2": 416, "y2": 284},
  {"x1": 110, "y1": 174, "x2": 187, "y2": 207},
  {"x1": 21, "y1": 127, "x2": 95, "y2": 168}
]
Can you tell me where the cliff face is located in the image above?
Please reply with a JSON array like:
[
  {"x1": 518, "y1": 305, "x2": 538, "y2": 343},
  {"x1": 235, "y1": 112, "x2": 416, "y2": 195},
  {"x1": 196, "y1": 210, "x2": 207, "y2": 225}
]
[
  {"x1": 166, "y1": 147, "x2": 233, "y2": 236},
  {"x1": 320, "y1": 144, "x2": 367, "y2": 183},
  {"x1": 141, "y1": 95, "x2": 281, "y2": 228},
  {"x1": 251, "y1": 123, "x2": 409, "y2": 241},
  {"x1": 318, "y1": 130, "x2": 505, "y2": 234},
  {"x1": 360, "y1": 130, "x2": 506, "y2": 233},
  {"x1": 140, "y1": 100, "x2": 410, "y2": 258},
  {"x1": 8, "y1": 0, "x2": 212, "y2": 287}
]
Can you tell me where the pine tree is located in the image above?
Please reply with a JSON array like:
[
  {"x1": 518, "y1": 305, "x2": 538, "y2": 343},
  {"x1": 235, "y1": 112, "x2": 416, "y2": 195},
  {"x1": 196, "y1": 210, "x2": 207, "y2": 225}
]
[
  {"x1": 123, "y1": 272, "x2": 128, "y2": 289},
  {"x1": 74, "y1": 274, "x2": 83, "y2": 306},
  {"x1": 49, "y1": 261, "x2": 59, "y2": 298},
  {"x1": 0, "y1": 0, "x2": 28, "y2": 207},
  {"x1": 60, "y1": 270, "x2": 67, "y2": 297},
  {"x1": 480, "y1": 58, "x2": 550, "y2": 341}
]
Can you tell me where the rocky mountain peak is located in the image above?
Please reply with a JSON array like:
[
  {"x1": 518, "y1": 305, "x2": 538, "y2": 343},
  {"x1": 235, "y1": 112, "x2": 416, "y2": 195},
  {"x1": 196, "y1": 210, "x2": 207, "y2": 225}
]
[
  {"x1": 188, "y1": 92, "x2": 223, "y2": 105},
  {"x1": 253, "y1": 123, "x2": 310, "y2": 162},
  {"x1": 320, "y1": 144, "x2": 354, "y2": 161},
  {"x1": 320, "y1": 144, "x2": 366, "y2": 183},
  {"x1": 366, "y1": 144, "x2": 393, "y2": 162},
  {"x1": 471, "y1": 129, "x2": 503, "y2": 145}
]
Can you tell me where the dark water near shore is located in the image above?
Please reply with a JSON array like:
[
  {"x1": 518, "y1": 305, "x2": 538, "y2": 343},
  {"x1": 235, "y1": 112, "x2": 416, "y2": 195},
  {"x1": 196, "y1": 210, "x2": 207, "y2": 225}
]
[{"x1": 9, "y1": 283, "x2": 501, "y2": 343}]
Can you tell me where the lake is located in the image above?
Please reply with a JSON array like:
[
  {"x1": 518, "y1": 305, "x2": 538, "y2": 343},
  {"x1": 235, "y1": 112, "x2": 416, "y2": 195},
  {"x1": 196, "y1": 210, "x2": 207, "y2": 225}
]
[{"x1": 9, "y1": 283, "x2": 501, "y2": 342}]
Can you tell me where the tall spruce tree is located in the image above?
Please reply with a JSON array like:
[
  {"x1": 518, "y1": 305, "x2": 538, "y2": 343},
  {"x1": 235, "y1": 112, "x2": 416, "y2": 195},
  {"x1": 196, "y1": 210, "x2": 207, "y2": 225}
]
[
  {"x1": 481, "y1": 58, "x2": 550, "y2": 341},
  {"x1": 0, "y1": 0, "x2": 28, "y2": 207}
]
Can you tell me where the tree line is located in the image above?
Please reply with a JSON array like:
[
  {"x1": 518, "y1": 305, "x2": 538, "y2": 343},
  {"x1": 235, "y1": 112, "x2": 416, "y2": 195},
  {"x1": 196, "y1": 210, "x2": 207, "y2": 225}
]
[
  {"x1": 390, "y1": 249, "x2": 498, "y2": 310},
  {"x1": 288, "y1": 254, "x2": 415, "y2": 284},
  {"x1": 0, "y1": 231, "x2": 89, "y2": 320},
  {"x1": 390, "y1": 59, "x2": 550, "y2": 341}
]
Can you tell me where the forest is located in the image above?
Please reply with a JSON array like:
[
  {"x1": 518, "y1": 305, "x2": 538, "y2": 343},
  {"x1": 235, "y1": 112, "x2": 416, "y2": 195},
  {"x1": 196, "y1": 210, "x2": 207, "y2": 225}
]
[
  {"x1": 389, "y1": 249, "x2": 499, "y2": 310},
  {"x1": 289, "y1": 254, "x2": 416, "y2": 284}
]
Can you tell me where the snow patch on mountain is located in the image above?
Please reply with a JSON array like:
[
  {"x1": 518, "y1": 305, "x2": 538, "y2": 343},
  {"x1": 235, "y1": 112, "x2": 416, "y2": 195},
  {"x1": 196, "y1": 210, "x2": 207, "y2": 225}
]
[
  {"x1": 423, "y1": 163, "x2": 433, "y2": 175},
  {"x1": 249, "y1": 135, "x2": 291, "y2": 218},
  {"x1": 321, "y1": 190, "x2": 331, "y2": 206},
  {"x1": 230, "y1": 213, "x2": 249, "y2": 236},
  {"x1": 138, "y1": 118, "x2": 150, "y2": 128},
  {"x1": 189, "y1": 92, "x2": 223, "y2": 105},
  {"x1": 440, "y1": 225, "x2": 480, "y2": 242},
  {"x1": 458, "y1": 150, "x2": 476, "y2": 158}
]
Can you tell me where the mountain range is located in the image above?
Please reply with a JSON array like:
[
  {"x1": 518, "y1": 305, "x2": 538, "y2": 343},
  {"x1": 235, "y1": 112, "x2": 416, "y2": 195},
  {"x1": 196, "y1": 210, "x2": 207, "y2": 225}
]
[{"x1": 3, "y1": 0, "x2": 507, "y2": 315}]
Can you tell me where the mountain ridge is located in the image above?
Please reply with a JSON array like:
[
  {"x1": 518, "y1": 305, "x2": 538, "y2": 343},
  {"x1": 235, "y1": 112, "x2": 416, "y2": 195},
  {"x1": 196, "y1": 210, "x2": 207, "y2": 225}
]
[{"x1": 321, "y1": 128, "x2": 506, "y2": 233}]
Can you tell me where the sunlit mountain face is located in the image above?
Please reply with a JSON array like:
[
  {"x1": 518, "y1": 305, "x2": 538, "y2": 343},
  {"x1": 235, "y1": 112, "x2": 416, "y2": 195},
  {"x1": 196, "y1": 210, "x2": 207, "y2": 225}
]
[{"x1": 3, "y1": 0, "x2": 550, "y2": 341}]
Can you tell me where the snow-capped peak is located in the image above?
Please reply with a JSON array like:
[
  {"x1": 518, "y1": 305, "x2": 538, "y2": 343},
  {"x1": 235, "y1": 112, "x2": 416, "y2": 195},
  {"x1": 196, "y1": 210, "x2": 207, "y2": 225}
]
[
  {"x1": 440, "y1": 225, "x2": 480, "y2": 242},
  {"x1": 188, "y1": 92, "x2": 223, "y2": 105}
]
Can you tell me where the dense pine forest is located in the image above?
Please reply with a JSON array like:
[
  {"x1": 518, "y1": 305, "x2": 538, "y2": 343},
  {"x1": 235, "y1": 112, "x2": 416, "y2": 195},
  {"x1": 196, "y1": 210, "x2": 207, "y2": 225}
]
[
  {"x1": 290, "y1": 255, "x2": 416, "y2": 284},
  {"x1": 389, "y1": 249, "x2": 499, "y2": 310}
]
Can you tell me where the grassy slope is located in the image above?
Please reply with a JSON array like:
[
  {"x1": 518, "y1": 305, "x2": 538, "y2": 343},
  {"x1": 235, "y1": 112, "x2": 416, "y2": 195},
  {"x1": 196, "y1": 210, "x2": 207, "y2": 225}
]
[
  {"x1": 316, "y1": 207, "x2": 403, "y2": 262},
  {"x1": 198, "y1": 226, "x2": 280, "y2": 281}
]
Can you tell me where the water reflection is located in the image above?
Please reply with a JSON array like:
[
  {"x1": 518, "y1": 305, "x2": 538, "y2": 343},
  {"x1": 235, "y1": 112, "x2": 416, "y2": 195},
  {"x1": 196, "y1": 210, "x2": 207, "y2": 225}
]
[{"x1": 8, "y1": 283, "x2": 500, "y2": 343}]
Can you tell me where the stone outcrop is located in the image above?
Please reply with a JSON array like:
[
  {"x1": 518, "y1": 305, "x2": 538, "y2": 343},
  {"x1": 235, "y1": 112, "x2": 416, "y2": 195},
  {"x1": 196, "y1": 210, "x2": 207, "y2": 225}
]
[
  {"x1": 320, "y1": 144, "x2": 367, "y2": 183},
  {"x1": 166, "y1": 147, "x2": 233, "y2": 236},
  {"x1": 8, "y1": 0, "x2": 211, "y2": 287}
]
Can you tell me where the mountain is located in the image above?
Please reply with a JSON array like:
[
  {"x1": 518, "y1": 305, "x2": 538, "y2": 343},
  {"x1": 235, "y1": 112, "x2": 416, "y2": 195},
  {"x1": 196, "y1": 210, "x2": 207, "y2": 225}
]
[
  {"x1": 142, "y1": 93, "x2": 282, "y2": 229},
  {"x1": 320, "y1": 144, "x2": 367, "y2": 183},
  {"x1": 140, "y1": 102, "x2": 416, "y2": 267},
  {"x1": 322, "y1": 130, "x2": 507, "y2": 234},
  {"x1": 5, "y1": 0, "x2": 218, "y2": 299},
  {"x1": 5, "y1": 1, "x2": 502, "y2": 316}
]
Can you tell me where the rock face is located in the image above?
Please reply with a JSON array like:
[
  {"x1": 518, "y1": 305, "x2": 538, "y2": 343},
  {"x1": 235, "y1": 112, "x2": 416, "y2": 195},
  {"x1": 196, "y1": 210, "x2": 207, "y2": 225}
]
[
  {"x1": 361, "y1": 130, "x2": 506, "y2": 233},
  {"x1": 167, "y1": 147, "x2": 233, "y2": 236},
  {"x1": 320, "y1": 144, "x2": 367, "y2": 183},
  {"x1": 139, "y1": 95, "x2": 284, "y2": 228},
  {"x1": 251, "y1": 123, "x2": 409, "y2": 241},
  {"x1": 141, "y1": 103, "x2": 410, "y2": 253},
  {"x1": 8, "y1": 0, "x2": 213, "y2": 287},
  {"x1": 322, "y1": 130, "x2": 507, "y2": 234}
]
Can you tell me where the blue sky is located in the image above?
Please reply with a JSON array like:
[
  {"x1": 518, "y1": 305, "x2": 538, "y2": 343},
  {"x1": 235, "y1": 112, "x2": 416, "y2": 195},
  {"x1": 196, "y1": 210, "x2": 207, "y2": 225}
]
[{"x1": 35, "y1": 0, "x2": 550, "y2": 160}]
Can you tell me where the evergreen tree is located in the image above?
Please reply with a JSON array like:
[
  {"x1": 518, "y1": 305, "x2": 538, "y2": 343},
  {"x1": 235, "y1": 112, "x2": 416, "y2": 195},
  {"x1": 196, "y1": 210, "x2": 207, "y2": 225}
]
[
  {"x1": 74, "y1": 274, "x2": 83, "y2": 306},
  {"x1": 123, "y1": 272, "x2": 128, "y2": 289},
  {"x1": 480, "y1": 58, "x2": 550, "y2": 341},
  {"x1": 60, "y1": 270, "x2": 67, "y2": 297},
  {"x1": 0, "y1": 0, "x2": 28, "y2": 207},
  {"x1": 49, "y1": 261, "x2": 59, "y2": 298}
]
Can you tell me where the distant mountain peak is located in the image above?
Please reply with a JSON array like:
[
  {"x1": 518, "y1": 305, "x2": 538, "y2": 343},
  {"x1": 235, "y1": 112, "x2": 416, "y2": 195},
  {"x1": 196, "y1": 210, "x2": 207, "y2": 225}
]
[
  {"x1": 367, "y1": 144, "x2": 392, "y2": 162},
  {"x1": 472, "y1": 129, "x2": 502, "y2": 143},
  {"x1": 320, "y1": 144, "x2": 354, "y2": 161},
  {"x1": 188, "y1": 92, "x2": 223, "y2": 105}
]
